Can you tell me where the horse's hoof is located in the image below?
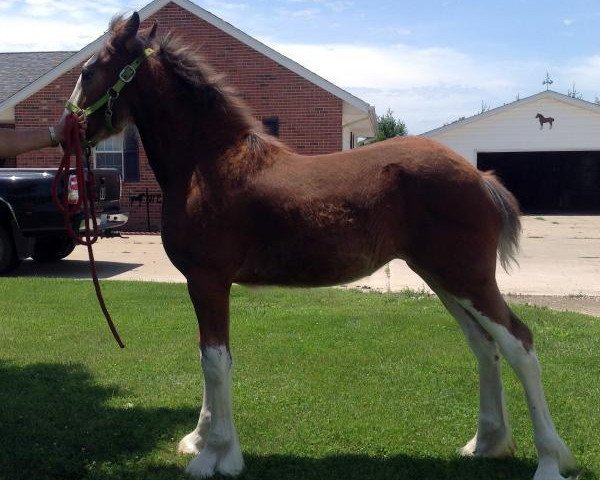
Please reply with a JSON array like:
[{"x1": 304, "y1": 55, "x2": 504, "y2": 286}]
[
  {"x1": 533, "y1": 448, "x2": 579, "y2": 480},
  {"x1": 533, "y1": 464, "x2": 578, "y2": 480},
  {"x1": 557, "y1": 443, "x2": 578, "y2": 476},
  {"x1": 216, "y1": 442, "x2": 244, "y2": 476},
  {"x1": 185, "y1": 443, "x2": 244, "y2": 478},
  {"x1": 178, "y1": 431, "x2": 205, "y2": 455},
  {"x1": 186, "y1": 447, "x2": 219, "y2": 478},
  {"x1": 459, "y1": 432, "x2": 516, "y2": 458}
]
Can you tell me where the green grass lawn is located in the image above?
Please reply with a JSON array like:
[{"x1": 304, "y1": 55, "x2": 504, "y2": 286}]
[{"x1": 0, "y1": 278, "x2": 598, "y2": 480}]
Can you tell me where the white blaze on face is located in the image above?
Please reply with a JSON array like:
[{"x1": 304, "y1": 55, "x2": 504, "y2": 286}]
[
  {"x1": 68, "y1": 53, "x2": 97, "y2": 107},
  {"x1": 68, "y1": 75, "x2": 83, "y2": 107}
]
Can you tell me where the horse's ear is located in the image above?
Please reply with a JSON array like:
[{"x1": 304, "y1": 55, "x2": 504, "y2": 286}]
[
  {"x1": 147, "y1": 21, "x2": 158, "y2": 42},
  {"x1": 123, "y1": 12, "x2": 141, "y2": 40},
  {"x1": 138, "y1": 21, "x2": 158, "y2": 45},
  {"x1": 122, "y1": 12, "x2": 144, "y2": 53},
  {"x1": 111, "y1": 12, "x2": 142, "y2": 52}
]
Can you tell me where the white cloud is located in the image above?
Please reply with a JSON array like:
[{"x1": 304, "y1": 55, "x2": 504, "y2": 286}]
[
  {"x1": 290, "y1": 8, "x2": 319, "y2": 17},
  {"x1": 199, "y1": 1, "x2": 249, "y2": 13},
  {"x1": 267, "y1": 41, "x2": 522, "y2": 91},
  {"x1": 0, "y1": 0, "x2": 16, "y2": 10},
  {"x1": 563, "y1": 18, "x2": 574, "y2": 26},
  {"x1": 281, "y1": 0, "x2": 352, "y2": 13},
  {"x1": 269, "y1": 39, "x2": 600, "y2": 133},
  {"x1": 0, "y1": 15, "x2": 106, "y2": 51},
  {"x1": 324, "y1": 1, "x2": 353, "y2": 12},
  {"x1": 2, "y1": 1, "x2": 598, "y2": 134},
  {"x1": 261, "y1": 39, "x2": 549, "y2": 132},
  {"x1": 368, "y1": 26, "x2": 412, "y2": 38},
  {"x1": 21, "y1": 0, "x2": 132, "y2": 18},
  {"x1": 563, "y1": 55, "x2": 600, "y2": 91},
  {"x1": 0, "y1": 1, "x2": 142, "y2": 50}
]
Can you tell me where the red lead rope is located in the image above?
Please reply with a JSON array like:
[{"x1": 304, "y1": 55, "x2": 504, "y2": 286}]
[{"x1": 51, "y1": 113, "x2": 125, "y2": 348}]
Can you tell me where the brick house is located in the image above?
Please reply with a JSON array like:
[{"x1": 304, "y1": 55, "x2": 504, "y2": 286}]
[{"x1": 0, "y1": 0, "x2": 376, "y2": 231}]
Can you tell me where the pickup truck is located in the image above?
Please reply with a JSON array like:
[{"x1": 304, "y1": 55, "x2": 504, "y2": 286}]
[{"x1": 0, "y1": 167, "x2": 128, "y2": 274}]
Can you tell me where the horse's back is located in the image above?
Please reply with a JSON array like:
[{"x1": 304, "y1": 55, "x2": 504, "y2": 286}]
[
  {"x1": 252, "y1": 135, "x2": 481, "y2": 198},
  {"x1": 233, "y1": 135, "x2": 500, "y2": 286},
  {"x1": 279, "y1": 135, "x2": 493, "y2": 230}
]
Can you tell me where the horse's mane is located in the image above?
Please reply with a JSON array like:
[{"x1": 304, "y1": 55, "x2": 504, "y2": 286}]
[
  {"x1": 105, "y1": 16, "x2": 291, "y2": 161},
  {"x1": 157, "y1": 34, "x2": 258, "y2": 129}
]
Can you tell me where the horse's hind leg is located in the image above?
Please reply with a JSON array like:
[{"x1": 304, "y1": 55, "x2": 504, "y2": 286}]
[
  {"x1": 178, "y1": 272, "x2": 244, "y2": 478},
  {"x1": 440, "y1": 280, "x2": 576, "y2": 480},
  {"x1": 431, "y1": 284, "x2": 515, "y2": 458}
]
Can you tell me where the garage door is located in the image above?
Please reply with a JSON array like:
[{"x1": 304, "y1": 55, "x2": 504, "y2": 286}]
[{"x1": 477, "y1": 151, "x2": 600, "y2": 213}]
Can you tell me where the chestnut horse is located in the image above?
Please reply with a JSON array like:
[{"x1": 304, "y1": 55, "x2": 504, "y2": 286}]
[{"x1": 67, "y1": 13, "x2": 576, "y2": 480}]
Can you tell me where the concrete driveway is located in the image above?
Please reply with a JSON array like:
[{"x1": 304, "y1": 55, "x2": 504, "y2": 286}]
[
  {"x1": 12, "y1": 215, "x2": 600, "y2": 315},
  {"x1": 343, "y1": 215, "x2": 600, "y2": 296}
]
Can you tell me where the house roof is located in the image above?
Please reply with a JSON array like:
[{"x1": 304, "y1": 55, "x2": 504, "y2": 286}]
[
  {"x1": 0, "y1": 0, "x2": 376, "y2": 136},
  {"x1": 422, "y1": 90, "x2": 600, "y2": 137},
  {"x1": 0, "y1": 51, "x2": 74, "y2": 103}
]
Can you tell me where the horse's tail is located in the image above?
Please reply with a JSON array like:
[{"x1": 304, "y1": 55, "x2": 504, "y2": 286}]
[{"x1": 480, "y1": 171, "x2": 522, "y2": 272}]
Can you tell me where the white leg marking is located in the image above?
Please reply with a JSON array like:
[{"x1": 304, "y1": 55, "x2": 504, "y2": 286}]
[
  {"x1": 184, "y1": 346, "x2": 244, "y2": 478},
  {"x1": 178, "y1": 382, "x2": 210, "y2": 455},
  {"x1": 436, "y1": 289, "x2": 515, "y2": 458},
  {"x1": 458, "y1": 300, "x2": 577, "y2": 480}
]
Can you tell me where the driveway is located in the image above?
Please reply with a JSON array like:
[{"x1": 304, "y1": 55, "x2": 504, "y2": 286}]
[{"x1": 13, "y1": 215, "x2": 600, "y2": 316}]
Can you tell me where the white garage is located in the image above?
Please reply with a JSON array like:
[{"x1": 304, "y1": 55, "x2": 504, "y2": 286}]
[{"x1": 422, "y1": 90, "x2": 600, "y2": 213}]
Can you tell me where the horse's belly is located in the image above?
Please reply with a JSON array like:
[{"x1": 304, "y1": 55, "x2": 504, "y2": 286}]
[{"x1": 235, "y1": 243, "x2": 388, "y2": 287}]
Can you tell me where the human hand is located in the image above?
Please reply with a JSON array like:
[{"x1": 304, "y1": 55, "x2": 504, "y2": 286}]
[
  {"x1": 78, "y1": 116, "x2": 88, "y2": 140},
  {"x1": 53, "y1": 113, "x2": 88, "y2": 145},
  {"x1": 53, "y1": 114, "x2": 66, "y2": 145}
]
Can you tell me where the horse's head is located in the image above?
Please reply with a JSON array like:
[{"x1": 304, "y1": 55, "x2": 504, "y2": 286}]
[
  {"x1": 67, "y1": 12, "x2": 157, "y2": 145},
  {"x1": 535, "y1": 113, "x2": 542, "y2": 119}
]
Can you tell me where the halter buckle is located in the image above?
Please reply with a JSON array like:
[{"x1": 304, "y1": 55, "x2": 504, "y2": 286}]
[{"x1": 119, "y1": 64, "x2": 136, "y2": 83}]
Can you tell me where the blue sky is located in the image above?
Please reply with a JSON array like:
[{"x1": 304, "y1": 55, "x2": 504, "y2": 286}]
[{"x1": 1, "y1": 0, "x2": 600, "y2": 133}]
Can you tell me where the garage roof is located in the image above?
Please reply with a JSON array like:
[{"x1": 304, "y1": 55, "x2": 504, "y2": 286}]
[{"x1": 422, "y1": 90, "x2": 600, "y2": 137}]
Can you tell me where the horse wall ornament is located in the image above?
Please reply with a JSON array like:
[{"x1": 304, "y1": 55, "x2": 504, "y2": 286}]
[
  {"x1": 67, "y1": 13, "x2": 577, "y2": 480},
  {"x1": 536, "y1": 113, "x2": 554, "y2": 129}
]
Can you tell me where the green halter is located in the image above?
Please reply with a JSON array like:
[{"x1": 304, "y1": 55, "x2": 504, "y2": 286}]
[{"x1": 66, "y1": 47, "x2": 155, "y2": 137}]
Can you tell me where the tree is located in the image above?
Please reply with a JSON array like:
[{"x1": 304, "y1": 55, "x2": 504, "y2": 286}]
[
  {"x1": 567, "y1": 82, "x2": 584, "y2": 100},
  {"x1": 359, "y1": 108, "x2": 407, "y2": 145},
  {"x1": 443, "y1": 116, "x2": 466, "y2": 126},
  {"x1": 479, "y1": 101, "x2": 491, "y2": 114}
]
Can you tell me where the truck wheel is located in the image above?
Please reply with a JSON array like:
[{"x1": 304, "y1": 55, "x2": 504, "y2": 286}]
[
  {"x1": 0, "y1": 224, "x2": 21, "y2": 274},
  {"x1": 32, "y1": 234, "x2": 77, "y2": 263}
]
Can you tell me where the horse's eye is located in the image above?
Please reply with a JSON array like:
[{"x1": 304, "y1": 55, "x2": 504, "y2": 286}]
[{"x1": 82, "y1": 68, "x2": 94, "y2": 81}]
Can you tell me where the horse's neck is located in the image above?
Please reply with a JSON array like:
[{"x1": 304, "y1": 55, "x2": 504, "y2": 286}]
[{"x1": 131, "y1": 96, "x2": 250, "y2": 192}]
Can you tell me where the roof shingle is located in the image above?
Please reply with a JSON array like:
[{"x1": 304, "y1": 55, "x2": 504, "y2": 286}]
[{"x1": 0, "y1": 51, "x2": 75, "y2": 103}]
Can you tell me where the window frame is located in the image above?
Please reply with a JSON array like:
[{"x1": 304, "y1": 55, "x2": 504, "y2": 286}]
[{"x1": 92, "y1": 127, "x2": 140, "y2": 182}]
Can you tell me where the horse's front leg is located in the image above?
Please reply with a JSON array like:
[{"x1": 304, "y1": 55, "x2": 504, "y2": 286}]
[{"x1": 178, "y1": 272, "x2": 244, "y2": 478}]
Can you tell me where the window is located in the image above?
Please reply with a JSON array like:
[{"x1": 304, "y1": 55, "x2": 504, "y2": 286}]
[
  {"x1": 123, "y1": 127, "x2": 140, "y2": 182},
  {"x1": 262, "y1": 116, "x2": 279, "y2": 137},
  {"x1": 0, "y1": 124, "x2": 16, "y2": 167},
  {"x1": 94, "y1": 126, "x2": 140, "y2": 182}
]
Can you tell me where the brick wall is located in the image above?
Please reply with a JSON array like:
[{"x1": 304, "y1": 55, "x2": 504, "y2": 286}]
[
  {"x1": 16, "y1": 69, "x2": 80, "y2": 168},
  {"x1": 15, "y1": 1, "x2": 343, "y2": 231}
]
